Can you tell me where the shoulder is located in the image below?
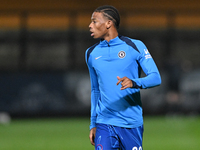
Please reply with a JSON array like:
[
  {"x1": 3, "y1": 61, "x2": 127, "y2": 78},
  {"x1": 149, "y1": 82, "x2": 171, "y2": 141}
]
[
  {"x1": 119, "y1": 35, "x2": 146, "y2": 53},
  {"x1": 85, "y1": 42, "x2": 99, "y2": 63}
]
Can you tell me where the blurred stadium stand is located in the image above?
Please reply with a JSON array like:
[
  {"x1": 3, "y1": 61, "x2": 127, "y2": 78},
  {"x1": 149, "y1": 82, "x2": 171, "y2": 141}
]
[{"x1": 0, "y1": 0, "x2": 200, "y2": 117}]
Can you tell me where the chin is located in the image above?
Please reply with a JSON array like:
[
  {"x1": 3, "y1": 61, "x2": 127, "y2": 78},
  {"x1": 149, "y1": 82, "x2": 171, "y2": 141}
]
[
  {"x1": 94, "y1": 35, "x2": 103, "y2": 40},
  {"x1": 93, "y1": 36, "x2": 99, "y2": 39}
]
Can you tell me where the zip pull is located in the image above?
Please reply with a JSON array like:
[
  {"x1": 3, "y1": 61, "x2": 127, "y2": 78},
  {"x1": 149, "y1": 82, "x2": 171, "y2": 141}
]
[{"x1": 108, "y1": 43, "x2": 110, "y2": 59}]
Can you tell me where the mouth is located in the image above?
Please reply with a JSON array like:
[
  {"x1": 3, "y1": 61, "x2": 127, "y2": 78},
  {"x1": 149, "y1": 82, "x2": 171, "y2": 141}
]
[{"x1": 90, "y1": 30, "x2": 94, "y2": 37}]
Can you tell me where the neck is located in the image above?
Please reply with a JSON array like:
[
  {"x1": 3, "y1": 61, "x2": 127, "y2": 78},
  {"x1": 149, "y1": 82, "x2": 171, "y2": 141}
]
[{"x1": 104, "y1": 28, "x2": 118, "y2": 42}]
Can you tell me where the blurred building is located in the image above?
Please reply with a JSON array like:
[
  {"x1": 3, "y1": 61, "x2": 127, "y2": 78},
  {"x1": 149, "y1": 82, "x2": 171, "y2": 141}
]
[{"x1": 0, "y1": 0, "x2": 200, "y2": 117}]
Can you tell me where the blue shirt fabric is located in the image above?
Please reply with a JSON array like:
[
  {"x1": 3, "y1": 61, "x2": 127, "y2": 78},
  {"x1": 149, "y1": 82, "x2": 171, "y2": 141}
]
[{"x1": 85, "y1": 35, "x2": 161, "y2": 130}]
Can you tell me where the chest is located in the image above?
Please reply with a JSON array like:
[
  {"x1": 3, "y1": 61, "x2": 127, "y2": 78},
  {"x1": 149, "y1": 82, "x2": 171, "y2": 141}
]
[{"x1": 91, "y1": 45, "x2": 138, "y2": 72}]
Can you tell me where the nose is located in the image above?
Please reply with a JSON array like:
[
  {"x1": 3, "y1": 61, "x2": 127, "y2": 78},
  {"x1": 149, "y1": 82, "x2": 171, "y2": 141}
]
[{"x1": 89, "y1": 22, "x2": 92, "y2": 28}]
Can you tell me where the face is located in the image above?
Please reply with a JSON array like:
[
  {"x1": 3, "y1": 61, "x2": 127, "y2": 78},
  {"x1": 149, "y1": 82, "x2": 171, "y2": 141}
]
[{"x1": 89, "y1": 12, "x2": 109, "y2": 39}]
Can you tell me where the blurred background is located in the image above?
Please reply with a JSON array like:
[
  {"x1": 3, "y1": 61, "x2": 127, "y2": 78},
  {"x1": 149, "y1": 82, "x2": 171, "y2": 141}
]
[
  {"x1": 0, "y1": 1, "x2": 200, "y2": 150},
  {"x1": 0, "y1": 0, "x2": 200, "y2": 119}
]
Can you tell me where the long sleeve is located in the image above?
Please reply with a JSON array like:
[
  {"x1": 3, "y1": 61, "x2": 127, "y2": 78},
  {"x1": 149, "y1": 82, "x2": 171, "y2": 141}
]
[
  {"x1": 85, "y1": 49, "x2": 100, "y2": 130},
  {"x1": 132, "y1": 40, "x2": 161, "y2": 89}
]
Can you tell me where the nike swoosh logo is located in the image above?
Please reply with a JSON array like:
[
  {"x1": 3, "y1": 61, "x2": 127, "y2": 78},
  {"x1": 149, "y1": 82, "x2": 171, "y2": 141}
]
[{"x1": 95, "y1": 56, "x2": 102, "y2": 60}]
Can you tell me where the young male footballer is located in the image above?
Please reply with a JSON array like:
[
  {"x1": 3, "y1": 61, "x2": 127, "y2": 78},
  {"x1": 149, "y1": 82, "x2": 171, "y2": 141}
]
[{"x1": 85, "y1": 5, "x2": 161, "y2": 150}]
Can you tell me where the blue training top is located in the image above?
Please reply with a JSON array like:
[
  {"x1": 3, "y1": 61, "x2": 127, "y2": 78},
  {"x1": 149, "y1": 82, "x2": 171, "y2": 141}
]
[{"x1": 85, "y1": 35, "x2": 161, "y2": 130}]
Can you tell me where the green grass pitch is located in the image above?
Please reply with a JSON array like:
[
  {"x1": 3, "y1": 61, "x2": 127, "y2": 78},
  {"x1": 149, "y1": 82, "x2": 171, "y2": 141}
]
[{"x1": 0, "y1": 116, "x2": 200, "y2": 150}]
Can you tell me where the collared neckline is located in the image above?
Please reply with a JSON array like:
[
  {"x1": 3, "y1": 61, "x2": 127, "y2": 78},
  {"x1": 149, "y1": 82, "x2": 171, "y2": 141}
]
[{"x1": 99, "y1": 36, "x2": 123, "y2": 46}]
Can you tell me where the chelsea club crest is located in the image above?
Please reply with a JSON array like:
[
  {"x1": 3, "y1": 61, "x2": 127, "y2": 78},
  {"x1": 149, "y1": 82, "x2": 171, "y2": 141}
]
[{"x1": 118, "y1": 51, "x2": 126, "y2": 59}]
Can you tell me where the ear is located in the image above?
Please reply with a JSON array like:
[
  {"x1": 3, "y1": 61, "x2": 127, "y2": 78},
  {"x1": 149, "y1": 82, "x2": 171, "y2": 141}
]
[{"x1": 106, "y1": 20, "x2": 113, "y2": 29}]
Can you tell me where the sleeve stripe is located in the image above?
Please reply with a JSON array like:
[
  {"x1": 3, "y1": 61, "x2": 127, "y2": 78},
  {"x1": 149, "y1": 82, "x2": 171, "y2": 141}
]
[
  {"x1": 119, "y1": 35, "x2": 140, "y2": 53},
  {"x1": 86, "y1": 43, "x2": 99, "y2": 63}
]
